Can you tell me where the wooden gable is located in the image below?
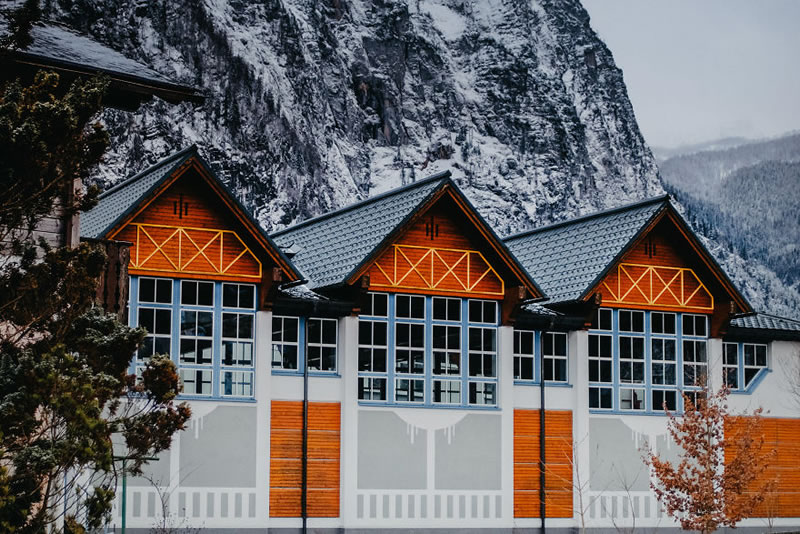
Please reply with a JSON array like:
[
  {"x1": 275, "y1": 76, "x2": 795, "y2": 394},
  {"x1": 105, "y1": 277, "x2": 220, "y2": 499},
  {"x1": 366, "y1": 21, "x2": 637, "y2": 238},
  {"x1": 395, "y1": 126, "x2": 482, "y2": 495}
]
[
  {"x1": 358, "y1": 187, "x2": 538, "y2": 304},
  {"x1": 109, "y1": 160, "x2": 293, "y2": 292},
  {"x1": 589, "y1": 210, "x2": 749, "y2": 335}
]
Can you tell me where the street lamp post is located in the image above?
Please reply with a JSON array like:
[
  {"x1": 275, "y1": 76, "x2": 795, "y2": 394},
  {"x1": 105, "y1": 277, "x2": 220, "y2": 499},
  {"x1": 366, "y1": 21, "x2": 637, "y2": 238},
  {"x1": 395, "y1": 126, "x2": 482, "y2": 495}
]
[{"x1": 113, "y1": 455, "x2": 157, "y2": 534}]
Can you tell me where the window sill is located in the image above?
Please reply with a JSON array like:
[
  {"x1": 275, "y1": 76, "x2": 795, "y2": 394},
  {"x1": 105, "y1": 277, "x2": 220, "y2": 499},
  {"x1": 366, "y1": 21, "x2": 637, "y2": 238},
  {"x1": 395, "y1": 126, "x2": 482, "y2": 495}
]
[
  {"x1": 589, "y1": 409, "x2": 671, "y2": 417},
  {"x1": 177, "y1": 396, "x2": 257, "y2": 403},
  {"x1": 271, "y1": 370, "x2": 341, "y2": 378},
  {"x1": 357, "y1": 401, "x2": 500, "y2": 411},
  {"x1": 514, "y1": 381, "x2": 573, "y2": 388}
]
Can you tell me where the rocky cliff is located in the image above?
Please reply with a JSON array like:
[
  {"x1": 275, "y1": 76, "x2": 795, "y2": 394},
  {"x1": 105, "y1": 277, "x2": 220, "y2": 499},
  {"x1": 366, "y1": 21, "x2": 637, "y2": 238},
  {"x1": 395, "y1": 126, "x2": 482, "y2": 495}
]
[{"x1": 44, "y1": 0, "x2": 661, "y2": 234}]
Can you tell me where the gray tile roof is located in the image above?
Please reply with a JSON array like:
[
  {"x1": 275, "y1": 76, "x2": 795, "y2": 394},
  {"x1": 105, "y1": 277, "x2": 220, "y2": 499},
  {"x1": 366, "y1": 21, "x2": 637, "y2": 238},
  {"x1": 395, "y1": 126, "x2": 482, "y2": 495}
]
[
  {"x1": 730, "y1": 313, "x2": 800, "y2": 333},
  {"x1": 504, "y1": 196, "x2": 669, "y2": 304},
  {"x1": 81, "y1": 146, "x2": 198, "y2": 239},
  {"x1": 271, "y1": 173, "x2": 451, "y2": 288},
  {"x1": 22, "y1": 22, "x2": 175, "y2": 84}
]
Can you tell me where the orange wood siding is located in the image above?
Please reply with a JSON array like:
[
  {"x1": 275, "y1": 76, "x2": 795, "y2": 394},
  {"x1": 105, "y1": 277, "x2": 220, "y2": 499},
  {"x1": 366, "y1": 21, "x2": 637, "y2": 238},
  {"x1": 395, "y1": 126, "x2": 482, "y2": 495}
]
[
  {"x1": 366, "y1": 205, "x2": 505, "y2": 299},
  {"x1": 514, "y1": 410, "x2": 573, "y2": 518},
  {"x1": 114, "y1": 173, "x2": 263, "y2": 282},
  {"x1": 725, "y1": 417, "x2": 800, "y2": 517},
  {"x1": 595, "y1": 222, "x2": 716, "y2": 313},
  {"x1": 269, "y1": 401, "x2": 341, "y2": 518}
]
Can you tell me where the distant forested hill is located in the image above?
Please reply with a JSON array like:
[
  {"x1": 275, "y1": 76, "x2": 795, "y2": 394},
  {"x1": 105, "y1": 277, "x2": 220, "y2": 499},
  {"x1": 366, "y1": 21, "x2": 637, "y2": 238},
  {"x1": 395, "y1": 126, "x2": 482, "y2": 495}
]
[{"x1": 661, "y1": 135, "x2": 800, "y2": 302}]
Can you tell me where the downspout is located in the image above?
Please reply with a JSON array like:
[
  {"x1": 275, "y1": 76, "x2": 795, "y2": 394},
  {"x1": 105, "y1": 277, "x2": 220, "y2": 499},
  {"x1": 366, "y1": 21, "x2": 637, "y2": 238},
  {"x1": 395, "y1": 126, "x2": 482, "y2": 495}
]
[
  {"x1": 302, "y1": 323, "x2": 309, "y2": 534},
  {"x1": 279, "y1": 279, "x2": 311, "y2": 534},
  {"x1": 539, "y1": 317, "x2": 556, "y2": 533}
]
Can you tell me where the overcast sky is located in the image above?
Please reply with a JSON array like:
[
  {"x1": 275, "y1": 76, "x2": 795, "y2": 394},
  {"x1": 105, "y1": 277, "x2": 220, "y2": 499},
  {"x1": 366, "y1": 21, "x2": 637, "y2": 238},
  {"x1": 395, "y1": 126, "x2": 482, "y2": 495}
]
[{"x1": 581, "y1": 0, "x2": 800, "y2": 149}]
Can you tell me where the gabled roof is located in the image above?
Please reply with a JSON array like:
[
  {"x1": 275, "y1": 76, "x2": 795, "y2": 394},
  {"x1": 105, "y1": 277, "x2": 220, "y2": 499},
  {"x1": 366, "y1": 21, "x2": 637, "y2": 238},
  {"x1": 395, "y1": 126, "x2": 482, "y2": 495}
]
[
  {"x1": 82, "y1": 146, "x2": 197, "y2": 239},
  {"x1": 80, "y1": 146, "x2": 301, "y2": 280},
  {"x1": 271, "y1": 173, "x2": 450, "y2": 289},
  {"x1": 272, "y1": 174, "x2": 543, "y2": 298},
  {"x1": 504, "y1": 195, "x2": 751, "y2": 313},
  {"x1": 727, "y1": 313, "x2": 800, "y2": 341},
  {"x1": 504, "y1": 196, "x2": 668, "y2": 303},
  {"x1": 3, "y1": 21, "x2": 203, "y2": 107}
]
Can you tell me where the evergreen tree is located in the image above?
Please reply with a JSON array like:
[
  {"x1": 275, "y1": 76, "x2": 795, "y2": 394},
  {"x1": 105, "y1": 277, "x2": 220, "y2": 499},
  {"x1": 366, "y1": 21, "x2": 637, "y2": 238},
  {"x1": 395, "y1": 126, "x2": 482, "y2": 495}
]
[{"x1": 0, "y1": 3, "x2": 190, "y2": 532}]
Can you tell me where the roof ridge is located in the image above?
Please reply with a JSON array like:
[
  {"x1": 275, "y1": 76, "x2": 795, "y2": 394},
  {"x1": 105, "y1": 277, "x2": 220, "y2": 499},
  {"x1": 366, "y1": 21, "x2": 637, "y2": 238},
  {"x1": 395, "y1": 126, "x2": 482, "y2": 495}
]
[
  {"x1": 271, "y1": 170, "x2": 451, "y2": 237},
  {"x1": 99, "y1": 145, "x2": 197, "y2": 199},
  {"x1": 503, "y1": 194, "x2": 670, "y2": 241}
]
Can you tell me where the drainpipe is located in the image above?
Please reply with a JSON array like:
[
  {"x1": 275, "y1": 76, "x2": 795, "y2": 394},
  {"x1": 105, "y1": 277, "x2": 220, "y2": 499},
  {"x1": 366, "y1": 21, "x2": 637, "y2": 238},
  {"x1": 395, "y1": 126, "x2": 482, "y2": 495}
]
[
  {"x1": 279, "y1": 279, "x2": 311, "y2": 534},
  {"x1": 302, "y1": 322, "x2": 309, "y2": 534},
  {"x1": 539, "y1": 318, "x2": 556, "y2": 533}
]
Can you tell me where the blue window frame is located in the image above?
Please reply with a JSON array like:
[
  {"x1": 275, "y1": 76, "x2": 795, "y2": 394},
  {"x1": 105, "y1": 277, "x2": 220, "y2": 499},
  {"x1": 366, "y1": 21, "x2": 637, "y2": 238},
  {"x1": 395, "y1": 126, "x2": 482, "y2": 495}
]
[
  {"x1": 271, "y1": 315, "x2": 339, "y2": 376},
  {"x1": 588, "y1": 308, "x2": 708, "y2": 414},
  {"x1": 723, "y1": 341, "x2": 769, "y2": 392},
  {"x1": 129, "y1": 276, "x2": 256, "y2": 400},
  {"x1": 358, "y1": 292, "x2": 499, "y2": 408},
  {"x1": 513, "y1": 330, "x2": 569, "y2": 384}
]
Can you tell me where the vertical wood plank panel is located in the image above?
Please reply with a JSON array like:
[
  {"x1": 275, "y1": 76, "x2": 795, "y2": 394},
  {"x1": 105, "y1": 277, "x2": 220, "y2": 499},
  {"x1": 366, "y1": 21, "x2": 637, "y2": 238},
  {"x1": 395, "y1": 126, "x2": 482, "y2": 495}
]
[
  {"x1": 269, "y1": 401, "x2": 341, "y2": 517},
  {"x1": 513, "y1": 410, "x2": 573, "y2": 518}
]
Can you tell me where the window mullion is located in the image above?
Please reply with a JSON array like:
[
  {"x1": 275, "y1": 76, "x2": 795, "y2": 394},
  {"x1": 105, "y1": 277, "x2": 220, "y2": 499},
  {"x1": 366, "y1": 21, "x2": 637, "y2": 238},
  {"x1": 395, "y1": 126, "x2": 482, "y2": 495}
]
[
  {"x1": 425, "y1": 296, "x2": 433, "y2": 407},
  {"x1": 212, "y1": 281, "x2": 222, "y2": 398},
  {"x1": 388, "y1": 293, "x2": 396, "y2": 404}
]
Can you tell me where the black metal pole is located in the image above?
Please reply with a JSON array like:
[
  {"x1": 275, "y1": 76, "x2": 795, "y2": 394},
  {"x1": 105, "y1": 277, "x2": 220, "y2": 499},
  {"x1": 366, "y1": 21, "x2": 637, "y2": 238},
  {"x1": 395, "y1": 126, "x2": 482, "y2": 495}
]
[
  {"x1": 539, "y1": 320, "x2": 555, "y2": 533},
  {"x1": 301, "y1": 319, "x2": 309, "y2": 534}
]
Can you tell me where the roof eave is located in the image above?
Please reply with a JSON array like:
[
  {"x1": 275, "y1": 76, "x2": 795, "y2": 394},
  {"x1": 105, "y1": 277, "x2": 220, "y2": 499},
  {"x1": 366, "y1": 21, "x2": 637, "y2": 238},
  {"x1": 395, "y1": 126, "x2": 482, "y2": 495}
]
[
  {"x1": 11, "y1": 51, "x2": 204, "y2": 103},
  {"x1": 443, "y1": 179, "x2": 546, "y2": 299},
  {"x1": 662, "y1": 206, "x2": 753, "y2": 313},
  {"x1": 94, "y1": 146, "x2": 198, "y2": 239},
  {"x1": 188, "y1": 154, "x2": 304, "y2": 282}
]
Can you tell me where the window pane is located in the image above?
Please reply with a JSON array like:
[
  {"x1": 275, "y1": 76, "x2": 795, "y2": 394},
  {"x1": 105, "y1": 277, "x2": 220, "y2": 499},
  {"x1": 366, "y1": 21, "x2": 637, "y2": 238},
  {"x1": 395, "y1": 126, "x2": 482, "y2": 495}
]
[
  {"x1": 239, "y1": 285, "x2": 254, "y2": 308},
  {"x1": 238, "y1": 315, "x2": 253, "y2": 339},
  {"x1": 520, "y1": 358, "x2": 534, "y2": 381},
  {"x1": 156, "y1": 279, "x2": 172, "y2": 303},
  {"x1": 223, "y1": 284, "x2": 238, "y2": 307},
  {"x1": 599, "y1": 309, "x2": 612, "y2": 330},
  {"x1": 181, "y1": 281, "x2": 197, "y2": 305},
  {"x1": 695, "y1": 316, "x2": 706, "y2": 337},
  {"x1": 620, "y1": 311, "x2": 631, "y2": 332},
  {"x1": 433, "y1": 298, "x2": 446, "y2": 320},
  {"x1": 139, "y1": 278, "x2": 155, "y2": 303},
  {"x1": 322, "y1": 320, "x2": 336, "y2": 344},
  {"x1": 374, "y1": 322, "x2": 387, "y2": 346},
  {"x1": 222, "y1": 313, "x2": 237, "y2": 338},
  {"x1": 154, "y1": 336, "x2": 171, "y2": 356},
  {"x1": 155, "y1": 309, "x2": 172, "y2": 335},
  {"x1": 683, "y1": 314, "x2": 693, "y2": 336}
]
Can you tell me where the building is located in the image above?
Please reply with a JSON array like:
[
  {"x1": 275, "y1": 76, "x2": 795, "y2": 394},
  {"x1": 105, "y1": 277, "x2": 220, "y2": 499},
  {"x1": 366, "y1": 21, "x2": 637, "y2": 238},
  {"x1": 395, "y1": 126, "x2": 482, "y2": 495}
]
[{"x1": 80, "y1": 146, "x2": 800, "y2": 532}]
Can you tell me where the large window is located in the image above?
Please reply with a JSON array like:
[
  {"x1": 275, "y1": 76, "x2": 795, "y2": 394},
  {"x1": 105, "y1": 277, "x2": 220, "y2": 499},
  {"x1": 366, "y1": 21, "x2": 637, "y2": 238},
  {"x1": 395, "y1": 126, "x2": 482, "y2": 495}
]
[
  {"x1": 271, "y1": 315, "x2": 340, "y2": 375},
  {"x1": 723, "y1": 341, "x2": 768, "y2": 391},
  {"x1": 358, "y1": 293, "x2": 499, "y2": 408},
  {"x1": 271, "y1": 316, "x2": 299, "y2": 370},
  {"x1": 512, "y1": 330, "x2": 568, "y2": 384},
  {"x1": 307, "y1": 318, "x2": 338, "y2": 373},
  {"x1": 588, "y1": 308, "x2": 709, "y2": 414},
  {"x1": 358, "y1": 293, "x2": 389, "y2": 401},
  {"x1": 588, "y1": 333, "x2": 613, "y2": 409},
  {"x1": 131, "y1": 277, "x2": 257, "y2": 399}
]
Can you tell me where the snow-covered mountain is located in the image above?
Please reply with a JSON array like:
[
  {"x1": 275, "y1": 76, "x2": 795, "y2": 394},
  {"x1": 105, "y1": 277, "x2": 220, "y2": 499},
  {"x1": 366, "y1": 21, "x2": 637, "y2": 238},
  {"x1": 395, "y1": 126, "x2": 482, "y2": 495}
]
[
  {"x1": 41, "y1": 0, "x2": 799, "y2": 315},
  {"x1": 44, "y1": 0, "x2": 660, "y2": 233}
]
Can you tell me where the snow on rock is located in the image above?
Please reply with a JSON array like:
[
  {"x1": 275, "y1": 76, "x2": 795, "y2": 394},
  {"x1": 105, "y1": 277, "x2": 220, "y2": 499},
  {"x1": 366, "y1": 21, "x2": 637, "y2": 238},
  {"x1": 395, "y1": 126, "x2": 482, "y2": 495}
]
[{"x1": 42, "y1": 0, "x2": 798, "y2": 315}]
